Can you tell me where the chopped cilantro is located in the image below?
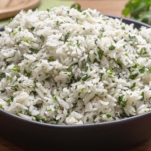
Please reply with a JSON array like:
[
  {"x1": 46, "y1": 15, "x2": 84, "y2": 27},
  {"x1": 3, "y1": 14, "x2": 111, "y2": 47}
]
[
  {"x1": 0, "y1": 90, "x2": 5, "y2": 93},
  {"x1": 0, "y1": 73, "x2": 5, "y2": 80},
  {"x1": 132, "y1": 63, "x2": 139, "y2": 68},
  {"x1": 141, "y1": 92, "x2": 144, "y2": 101},
  {"x1": 30, "y1": 27, "x2": 35, "y2": 31},
  {"x1": 120, "y1": 112, "x2": 129, "y2": 118},
  {"x1": 6, "y1": 96, "x2": 14, "y2": 103},
  {"x1": 116, "y1": 60, "x2": 123, "y2": 67},
  {"x1": 139, "y1": 66, "x2": 145, "y2": 73},
  {"x1": 109, "y1": 45, "x2": 115, "y2": 50},
  {"x1": 70, "y1": 3, "x2": 82, "y2": 12},
  {"x1": 24, "y1": 70, "x2": 31, "y2": 77},
  {"x1": 48, "y1": 57, "x2": 55, "y2": 62},
  {"x1": 11, "y1": 66, "x2": 20, "y2": 72},
  {"x1": 130, "y1": 82, "x2": 136, "y2": 89},
  {"x1": 47, "y1": 8, "x2": 50, "y2": 12},
  {"x1": 56, "y1": 20, "x2": 59, "y2": 26},
  {"x1": 98, "y1": 47, "x2": 104, "y2": 59},
  {"x1": 87, "y1": 57, "x2": 91, "y2": 62},
  {"x1": 148, "y1": 68, "x2": 151, "y2": 73},
  {"x1": 82, "y1": 75, "x2": 89, "y2": 81},
  {"x1": 140, "y1": 47, "x2": 146, "y2": 55},
  {"x1": 85, "y1": 66, "x2": 88, "y2": 71},
  {"x1": 35, "y1": 115, "x2": 41, "y2": 121},
  {"x1": 106, "y1": 68, "x2": 114, "y2": 74},
  {"x1": 8, "y1": 18, "x2": 13, "y2": 23},
  {"x1": 18, "y1": 27, "x2": 22, "y2": 31},
  {"x1": 64, "y1": 32, "x2": 70, "y2": 43},
  {"x1": 52, "y1": 94, "x2": 57, "y2": 101},
  {"x1": 40, "y1": 35, "x2": 44, "y2": 41},
  {"x1": 106, "y1": 114, "x2": 111, "y2": 118},
  {"x1": 73, "y1": 102, "x2": 77, "y2": 109},
  {"x1": 130, "y1": 36, "x2": 138, "y2": 42},
  {"x1": 129, "y1": 73, "x2": 138, "y2": 79},
  {"x1": 30, "y1": 48, "x2": 39, "y2": 54}
]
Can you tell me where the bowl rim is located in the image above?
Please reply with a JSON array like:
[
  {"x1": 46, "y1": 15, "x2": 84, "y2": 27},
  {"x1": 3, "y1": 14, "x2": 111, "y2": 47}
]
[
  {"x1": 0, "y1": 15, "x2": 151, "y2": 128},
  {"x1": 1, "y1": 109, "x2": 151, "y2": 128}
]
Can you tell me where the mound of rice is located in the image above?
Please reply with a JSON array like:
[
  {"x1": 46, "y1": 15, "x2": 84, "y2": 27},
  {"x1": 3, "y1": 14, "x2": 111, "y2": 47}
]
[{"x1": 0, "y1": 6, "x2": 151, "y2": 125}]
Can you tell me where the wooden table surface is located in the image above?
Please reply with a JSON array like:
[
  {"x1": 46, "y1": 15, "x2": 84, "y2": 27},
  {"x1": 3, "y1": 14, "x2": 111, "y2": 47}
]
[{"x1": 1, "y1": 0, "x2": 151, "y2": 151}]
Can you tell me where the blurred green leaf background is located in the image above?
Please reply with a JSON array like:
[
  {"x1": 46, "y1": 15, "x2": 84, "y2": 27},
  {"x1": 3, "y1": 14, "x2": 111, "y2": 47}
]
[{"x1": 122, "y1": 0, "x2": 151, "y2": 25}]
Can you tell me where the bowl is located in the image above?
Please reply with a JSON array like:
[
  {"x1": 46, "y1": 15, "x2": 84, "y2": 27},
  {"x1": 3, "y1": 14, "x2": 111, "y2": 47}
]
[{"x1": 0, "y1": 16, "x2": 151, "y2": 151}]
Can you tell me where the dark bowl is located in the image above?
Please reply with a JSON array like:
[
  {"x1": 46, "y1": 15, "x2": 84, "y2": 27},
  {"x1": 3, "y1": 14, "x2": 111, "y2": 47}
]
[{"x1": 0, "y1": 16, "x2": 151, "y2": 151}]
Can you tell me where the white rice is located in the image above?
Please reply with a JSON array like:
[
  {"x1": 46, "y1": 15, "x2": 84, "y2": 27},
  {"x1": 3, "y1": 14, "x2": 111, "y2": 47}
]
[{"x1": 0, "y1": 6, "x2": 151, "y2": 125}]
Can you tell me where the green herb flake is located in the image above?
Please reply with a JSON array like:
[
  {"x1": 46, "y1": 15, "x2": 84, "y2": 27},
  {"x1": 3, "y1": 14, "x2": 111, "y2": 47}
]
[
  {"x1": 24, "y1": 70, "x2": 31, "y2": 77},
  {"x1": 9, "y1": 18, "x2": 13, "y2": 23},
  {"x1": 81, "y1": 88, "x2": 85, "y2": 92},
  {"x1": 0, "y1": 104, "x2": 3, "y2": 109},
  {"x1": 120, "y1": 101, "x2": 126, "y2": 107},
  {"x1": 106, "y1": 68, "x2": 114, "y2": 74},
  {"x1": 64, "y1": 32, "x2": 70, "y2": 43},
  {"x1": 24, "y1": 38, "x2": 29, "y2": 43},
  {"x1": 48, "y1": 57, "x2": 55, "y2": 62},
  {"x1": 83, "y1": 12, "x2": 86, "y2": 15},
  {"x1": 148, "y1": 68, "x2": 151, "y2": 73},
  {"x1": 118, "y1": 95, "x2": 124, "y2": 104},
  {"x1": 140, "y1": 47, "x2": 147, "y2": 55},
  {"x1": 122, "y1": 26, "x2": 125, "y2": 30},
  {"x1": 98, "y1": 47, "x2": 104, "y2": 59},
  {"x1": 130, "y1": 36, "x2": 138, "y2": 43},
  {"x1": 17, "y1": 41, "x2": 21, "y2": 45},
  {"x1": 68, "y1": 65, "x2": 73, "y2": 72},
  {"x1": 52, "y1": 94, "x2": 57, "y2": 101},
  {"x1": 129, "y1": 73, "x2": 138, "y2": 79},
  {"x1": 95, "y1": 39, "x2": 98, "y2": 44},
  {"x1": 85, "y1": 66, "x2": 88, "y2": 72},
  {"x1": 125, "y1": 53, "x2": 129, "y2": 57},
  {"x1": 130, "y1": 82, "x2": 136, "y2": 89},
  {"x1": 141, "y1": 92, "x2": 144, "y2": 101},
  {"x1": 33, "y1": 83, "x2": 38, "y2": 89},
  {"x1": 106, "y1": 114, "x2": 111, "y2": 118},
  {"x1": 46, "y1": 8, "x2": 50, "y2": 12},
  {"x1": 70, "y1": 3, "x2": 82, "y2": 12},
  {"x1": 30, "y1": 27, "x2": 35, "y2": 31},
  {"x1": 122, "y1": 0, "x2": 151, "y2": 25},
  {"x1": 116, "y1": 61, "x2": 123, "y2": 67},
  {"x1": 35, "y1": 115, "x2": 41, "y2": 121},
  {"x1": 120, "y1": 112, "x2": 128, "y2": 118},
  {"x1": 18, "y1": 27, "x2": 22, "y2": 31},
  {"x1": 93, "y1": 58, "x2": 100, "y2": 64},
  {"x1": 26, "y1": 110, "x2": 31, "y2": 116},
  {"x1": 56, "y1": 20, "x2": 59, "y2": 26},
  {"x1": 73, "y1": 102, "x2": 77, "y2": 109},
  {"x1": 0, "y1": 73, "x2": 5, "y2": 80},
  {"x1": 132, "y1": 63, "x2": 140, "y2": 68},
  {"x1": 87, "y1": 57, "x2": 91, "y2": 62},
  {"x1": 11, "y1": 66, "x2": 20, "y2": 72},
  {"x1": 6, "y1": 96, "x2": 14, "y2": 103},
  {"x1": 139, "y1": 66, "x2": 145, "y2": 73},
  {"x1": 99, "y1": 73, "x2": 104, "y2": 81},
  {"x1": 0, "y1": 90, "x2": 5, "y2": 93},
  {"x1": 30, "y1": 48, "x2": 39, "y2": 54},
  {"x1": 82, "y1": 75, "x2": 89, "y2": 81},
  {"x1": 109, "y1": 45, "x2": 115, "y2": 50},
  {"x1": 40, "y1": 35, "x2": 44, "y2": 41},
  {"x1": 118, "y1": 95, "x2": 126, "y2": 107},
  {"x1": 12, "y1": 31, "x2": 17, "y2": 35}
]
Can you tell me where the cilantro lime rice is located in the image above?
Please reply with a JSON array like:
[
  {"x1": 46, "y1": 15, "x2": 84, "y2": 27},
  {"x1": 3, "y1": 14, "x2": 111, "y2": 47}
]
[{"x1": 0, "y1": 6, "x2": 151, "y2": 125}]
